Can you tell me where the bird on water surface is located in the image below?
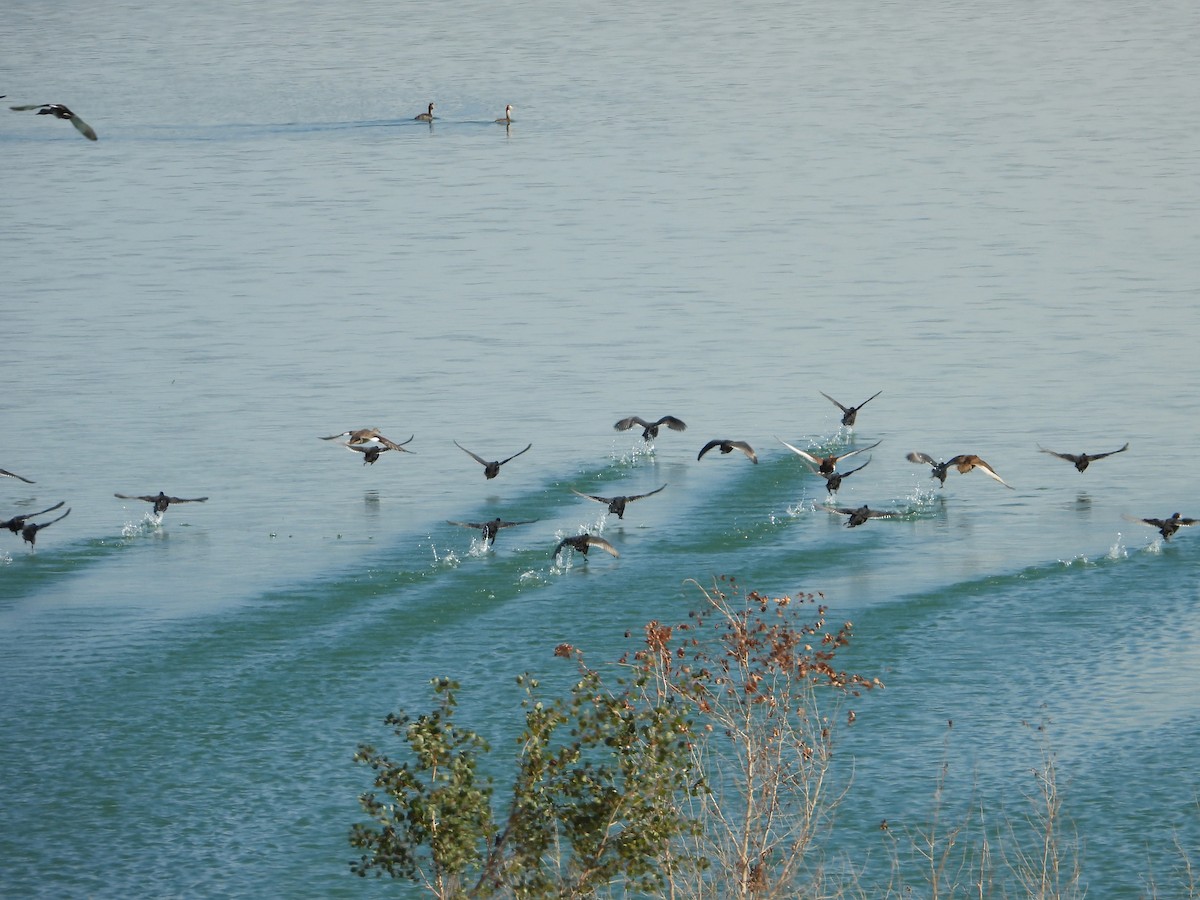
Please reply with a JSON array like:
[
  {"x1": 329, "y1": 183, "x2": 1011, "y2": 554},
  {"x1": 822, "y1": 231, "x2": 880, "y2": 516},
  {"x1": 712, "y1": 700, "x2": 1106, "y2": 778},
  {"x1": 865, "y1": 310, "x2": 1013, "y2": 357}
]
[
  {"x1": 1124, "y1": 512, "x2": 1196, "y2": 542},
  {"x1": 552, "y1": 534, "x2": 619, "y2": 559},
  {"x1": 10, "y1": 103, "x2": 98, "y2": 140},
  {"x1": 414, "y1": 102, "x2": 435, "y2": 121},
  {"x1": 823, "y1": 504, "x2": 899, "y2": 528},
  {"x1": 495, "y1": 104, "x2": 513, "y2": 124},
  {"x1": 21, "y1": 507, "x2": 71, "y2": 546},
  {"x1": 614, "y1": 415, "x2": 687, "y2": 441},
  {"x1": 2, "y1": 501, "x2": 65, "y2": 534},
  {"x1": 114, "y1": 492, "x2": 208, "y2": 516},
  {"x1": 447, "y1": 517, "x2": 538, "y2": 546}
]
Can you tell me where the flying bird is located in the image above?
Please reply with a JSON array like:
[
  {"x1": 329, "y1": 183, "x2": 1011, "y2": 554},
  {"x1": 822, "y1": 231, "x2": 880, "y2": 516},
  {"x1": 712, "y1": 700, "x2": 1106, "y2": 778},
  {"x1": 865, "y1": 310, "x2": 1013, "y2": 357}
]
[
  {"x1": 945, "y1": 454, "x2": 1013, "y2": 489},
  {"x1": 115, "y1": 492, "x2": 208, "y2": 516},
  {"x1": 414, "y1": 102, "x2": 435, "y2": 121},
  {"x1": 823, "y1": 504, "x2": 900, "y2": 528},
  {"x1": 906, "y1": 452, "x2": 954, "y2": 485},
  {"x1": 2, "y1": 501, "x2": 65, "y2": 534},
  {"x1": 495, "y1": 104, "x2": 513, "y2": 124},
  {"x1": 906, "y1": 452, "x2": 1013, "y2": 488},
  {"x1": 10, "y1": 103, "x2": 98, "y2": 140},
  {"x1": 320, "y1": 427, "x2": 384, "y2": 444},
  {"x1": 21, "y1": 507, "x2": 70, "y2": 546},
  {"x1": 820, "y1": 390, "x2": 882, "y2": 427},
  {"x1": 447, "y1": 517, "x2": 538, "y2": 546},
  {"x1": 812, "y1": 458, "x2": 871, "y2": 495},
  {"x1": 614, "y1": 415, "x2": 687, "y2": 441},
  {"x1": 1, "y1": 468, "x2": 35, "y2": 484},
  {"x1": 552, "y1": 534, "x2": 620, "y2": 559},
  {"x1": 1124, "y1": 512, "x2": 1196, "y2": 542},
  {"x1": 1038, "y1": 443, "x2": 1129, "y2": 472},
  {"x1": 454, "y1": 441, "x2": 531, "y2": 479},
  {"x1": 777, "y1": 437, "x2": 880, "y2": 475},
  {"x1": 698, "y1": 439, "x2": 758, "y2": 464},
  {"x1": 571, "y1": 484, "x2": 666, "y2": 519},
  {"x1": 321, "y1": 430, "x2": 414, "y2": 464}
]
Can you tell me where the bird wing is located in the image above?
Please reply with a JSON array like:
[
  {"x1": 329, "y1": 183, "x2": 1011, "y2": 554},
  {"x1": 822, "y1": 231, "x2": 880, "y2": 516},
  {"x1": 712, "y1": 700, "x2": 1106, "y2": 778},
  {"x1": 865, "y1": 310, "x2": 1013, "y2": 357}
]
[
  {"x1": 837, "y1": 440, "x2": 882, "y2": 463},
  {"x1": 26, "y1": 501, "x2": 66, "y2": 518},
  {"x1": 377, "y1": 434, "x2": 415, "y2": 452},
  {"x1": 820, "y1": 392, "x2": 850, "y2": 414},
  {"x1": 614, "y1": 416, "x2": 650, "y2": 432},
  {"x1": 1123, "y1": 514, "x2": 1166, "y2": 530},
  {"x1": 115, "y1": 493, "x2": 159, "y2": 503},
  {"x1": 698, "y1": 439, "x2": 723, "y2": 460},
  {"x1": 10, "y1": 103, "x2": 51, "y2": 111},
  {"x1": 776, "y1": 436, "x2": 821, "y2": 465},
  {"x1": 70, "y1": 115, "x2": 98, "y2": 140},
  {"x1": 448, "y1": 520, "x2": 484, "y2": 529},
  {"x1": 653, "y1": 416, "x2": 687, "y2": 432},
  {"x1": 585, "y1": 536, "x2": 620, "y2": 557},
  {"x1": 42, "y1": 508, "x2": 71, "y2": 527},
  {"x1": 822, "y1": 504, "x2": 853, "y2": 516},
  {"x1": 1037, "y1": 446, "x2": 1079, "y2": 464},
  {"x1": 958, "y1": 456, "x2": 1014, "y2": 489},
  {"x1": 1089, "y1": 443, "x2": 1130, "y2": 461},
  {"x1": 497, "y1": 519, "x2": 539, "y2": 528},
  {"x1": 906, "y1": 451, "x2": 936, "y2": 466},
  {"x1": 731, "y1": 441, "x2": 758, "y2": 463},
  {"x1": 857, "y1": 390, "x2": 883, "y2": 409},
  {"x1": 842, "y1": 457, "x2": 872, "y2": 477},
  {"x1": 454, "y1": 441, "x2": 491, "y2": 467},
  {"x1": 627, "y1": 484, "x2": 667, "y2": 502},
  {"x1": 571, "y1": 488, "x2": 610, "y2": 504},
  {"x1": 0, "y1": 468, "x2": 35, "y2": 483},
  {"x1": 498, "y1": 443, "x2": 533, "y2": 465},
  {"x1": 167, "y1": 496, "x2": 208, "y2": 504}
]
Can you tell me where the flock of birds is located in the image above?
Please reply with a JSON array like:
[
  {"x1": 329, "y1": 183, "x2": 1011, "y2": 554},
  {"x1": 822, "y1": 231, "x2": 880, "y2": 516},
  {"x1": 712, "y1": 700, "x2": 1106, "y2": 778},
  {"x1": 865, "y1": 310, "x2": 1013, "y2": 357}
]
[
  {"x1": 3, "y1": 392, "x2": 1194, "y2": 558},
  {"x1": 5, "y1": 99, "x2": 515, "y2": 142}
]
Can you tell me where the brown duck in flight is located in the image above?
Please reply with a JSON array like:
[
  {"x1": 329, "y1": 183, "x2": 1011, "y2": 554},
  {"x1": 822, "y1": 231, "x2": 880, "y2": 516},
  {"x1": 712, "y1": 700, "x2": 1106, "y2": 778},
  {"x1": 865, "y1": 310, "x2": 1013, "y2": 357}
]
[
  {"x1": 614, "y1": 415, "x2": 687, "y2": 441},
  {"x1": 21, "y1": 507, "x2": 71, "y2": 546},
  {"x1": 820, "y1": 390, "x2": 882, "y2": 427},
  {"x1": 1038, "y1": 442, "x2": 1129, "y2": 472},
  {"x1": 778, "y1": 437, "x2": 880, "y2": 475},
  {"x1": 2, "y1": 501, "x2": 64, "y2": 534},
  {"x1": 698, "y1": 439, "x2": 758, "y2": 464},
  {"x1": 321, "y1": 429, "x2": 414, "y2": 464},
  {"x1": 1124, "y1": 512, "x2": 1196, "y2": 542},
  {"x1": 115, "y1": 492, "x2": 208, "y2": 516},
  {"x1": 454, "y1": 441, "x2": 531, "y2": 479},
  {"x1": 571, "y1": 484, "x2": 666, "y2": 519},
  {"x1": 447, "y1": 517, "x2": 538, "y2": 546},
  {"x1": 552, "y1": 534, "x2": 620, "y2": 559},
  {"x1": 10, "y1": 103, "x2": 98, "y2": 140},
  {"x1": 906, "y1": 452, "x2": 1013, "y2": 489}
]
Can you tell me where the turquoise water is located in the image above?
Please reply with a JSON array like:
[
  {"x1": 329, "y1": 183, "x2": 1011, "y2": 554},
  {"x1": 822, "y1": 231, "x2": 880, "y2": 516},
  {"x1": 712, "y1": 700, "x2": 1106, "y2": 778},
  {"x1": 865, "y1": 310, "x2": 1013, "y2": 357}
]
[{"x1": 4, "y1": 0, "x2": 1200, "y2": 895}]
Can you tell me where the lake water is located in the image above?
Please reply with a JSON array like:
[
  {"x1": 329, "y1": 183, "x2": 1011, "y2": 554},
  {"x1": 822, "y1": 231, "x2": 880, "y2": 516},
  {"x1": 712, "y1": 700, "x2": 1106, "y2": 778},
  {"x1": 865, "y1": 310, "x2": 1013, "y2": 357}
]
[{"x1": 3, "y1": 0, "x2": 1199, "y2": 895}]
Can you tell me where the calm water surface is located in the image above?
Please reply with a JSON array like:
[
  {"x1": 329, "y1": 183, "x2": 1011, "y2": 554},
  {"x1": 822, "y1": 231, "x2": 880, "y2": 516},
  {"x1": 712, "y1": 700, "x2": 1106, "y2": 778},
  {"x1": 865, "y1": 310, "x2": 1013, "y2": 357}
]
[{"x1": 3, "y1": 0, "x2": 1199, "y2": 895}]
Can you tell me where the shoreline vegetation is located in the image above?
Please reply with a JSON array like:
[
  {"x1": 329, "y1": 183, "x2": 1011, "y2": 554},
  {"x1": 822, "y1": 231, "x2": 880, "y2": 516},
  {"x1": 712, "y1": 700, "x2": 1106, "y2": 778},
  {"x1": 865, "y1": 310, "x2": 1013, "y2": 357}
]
[{"x1": 350, "y1": 578, "x2": 1195, "y2": 898}]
